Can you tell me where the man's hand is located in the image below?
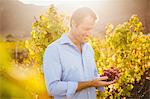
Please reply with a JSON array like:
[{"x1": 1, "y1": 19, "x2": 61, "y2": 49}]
[
  {"x1": 90, "y1": 76, "x2": 118, "y2": 87},
  {"x1": 76, "y1": 76, "x2": 118, "y2": 92}
]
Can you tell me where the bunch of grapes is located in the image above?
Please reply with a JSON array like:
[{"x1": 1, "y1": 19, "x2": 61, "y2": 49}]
[{"x1": 101, "y1": 67, "x2": 120, "y2": 81}]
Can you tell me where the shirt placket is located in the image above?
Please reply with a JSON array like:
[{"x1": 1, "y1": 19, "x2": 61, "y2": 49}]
[
  {"x1": 82, "y1": 45, "x2": 92, "y2": 99},
  {"x1": 70, "y1": 44, "x2": 91, "y2": 99}
]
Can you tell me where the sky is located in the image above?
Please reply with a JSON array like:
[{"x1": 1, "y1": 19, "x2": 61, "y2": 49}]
[{"x1": 18, "y1": 0, "x2": 107, "y2": 6}]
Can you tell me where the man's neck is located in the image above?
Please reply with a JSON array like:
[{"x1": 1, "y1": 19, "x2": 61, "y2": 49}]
[{"x1": 68, "y1": 31, "x2": 82, "y2": 52}]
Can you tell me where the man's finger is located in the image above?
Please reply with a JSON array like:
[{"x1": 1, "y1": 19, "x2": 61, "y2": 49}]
[
  {"x1": 107, "y1": 79, "x2": 116, "y2": 85},
  {"x1": 99, "y1": 76, "x2": 108, "y2": 81},
  {"x1": 96, "y1": 79, "x2": 116, "y2": 87}
]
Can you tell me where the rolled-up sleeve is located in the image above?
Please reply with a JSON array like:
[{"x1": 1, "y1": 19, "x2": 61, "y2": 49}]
[{"x1": 43, "y1": 45, "x2": 78, "y2": 97}]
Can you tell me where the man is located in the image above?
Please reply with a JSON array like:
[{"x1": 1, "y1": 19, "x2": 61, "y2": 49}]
[{"x1": 43, "y1": 7, "x2": 117, "y2": 99}]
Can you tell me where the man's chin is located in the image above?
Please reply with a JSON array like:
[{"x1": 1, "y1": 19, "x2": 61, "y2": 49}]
[
  {"x1": 80, "y1": 38, "x2": 88, "y2": 43},
  {"x1": 85, "y1": 38, "x2": 89, "y2": 42}
]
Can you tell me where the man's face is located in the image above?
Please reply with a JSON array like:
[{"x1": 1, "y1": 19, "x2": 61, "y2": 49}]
[{"x1": 73, "y1": 16, "x2": 96, "y2": 43}]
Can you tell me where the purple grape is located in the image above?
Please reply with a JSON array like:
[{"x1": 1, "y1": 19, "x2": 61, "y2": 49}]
[{"x1": 100, "y1": 67, "x2": 120, "y2": 81}]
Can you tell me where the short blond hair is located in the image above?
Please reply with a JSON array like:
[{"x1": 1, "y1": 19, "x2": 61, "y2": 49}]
[{"x1": 70, "y1": 7, "x2": 97, "y2": 27}]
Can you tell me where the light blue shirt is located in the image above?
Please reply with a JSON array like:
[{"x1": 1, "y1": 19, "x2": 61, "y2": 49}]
[{"x1": 43, "y1": 33, "x2": 105, "y2": 99}]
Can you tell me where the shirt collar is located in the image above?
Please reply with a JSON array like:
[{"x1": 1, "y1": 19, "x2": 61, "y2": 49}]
[
  {"x1": 59, "y1": 33, "x2": 87, "y2": 48},
  {"x1": 59, "y1": 33, "x2": 74, "y2": 45}
]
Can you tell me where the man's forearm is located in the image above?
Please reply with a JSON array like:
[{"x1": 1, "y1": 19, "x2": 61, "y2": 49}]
[{"x1": 76, "y1": 81, "x2": 93, "y2": 92}]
